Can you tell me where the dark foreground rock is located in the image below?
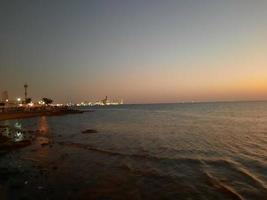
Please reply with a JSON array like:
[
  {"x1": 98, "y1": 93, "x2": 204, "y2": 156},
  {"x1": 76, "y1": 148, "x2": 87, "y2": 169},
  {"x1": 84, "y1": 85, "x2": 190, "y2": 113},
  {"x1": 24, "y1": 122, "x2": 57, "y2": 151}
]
[
  {"x1": 0, "y1": 140, "x2": 31, "y2": 152},
  {"x1": 82, "y1": 129, "x2": 98, "y2": 134},
  {"x1": 0, "y1": 125, "x2": 34, "y2": 153}
]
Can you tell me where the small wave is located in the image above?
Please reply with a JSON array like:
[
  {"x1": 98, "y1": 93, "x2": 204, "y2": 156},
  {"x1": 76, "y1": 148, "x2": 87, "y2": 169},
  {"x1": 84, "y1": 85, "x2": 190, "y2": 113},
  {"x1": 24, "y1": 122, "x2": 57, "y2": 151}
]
[
  {"x1": 208, "y1": 159, "x2": 267, "y2": 189},
  {"x1": 57, "y1": 141, "x2": 267, "y2": 199},
  {"x1": 58, "y1": 142, "x2": 162, "y2": 159},
  {"x1": 57, "y1": 141, "x2": 203, "y2": 165},
  {"x1": 202, "y1": 158, "x2": 267, "y2": 199},
  {"x1": 203, "y1": 170, "x2": 244, "y2": 200}
]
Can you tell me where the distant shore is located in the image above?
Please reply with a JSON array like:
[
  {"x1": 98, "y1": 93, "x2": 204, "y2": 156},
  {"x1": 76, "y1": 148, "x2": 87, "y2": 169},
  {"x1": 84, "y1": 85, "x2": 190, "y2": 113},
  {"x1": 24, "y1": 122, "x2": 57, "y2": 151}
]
[{"x1": 0, "y1": 109, "x2": 83, "y2": 121}]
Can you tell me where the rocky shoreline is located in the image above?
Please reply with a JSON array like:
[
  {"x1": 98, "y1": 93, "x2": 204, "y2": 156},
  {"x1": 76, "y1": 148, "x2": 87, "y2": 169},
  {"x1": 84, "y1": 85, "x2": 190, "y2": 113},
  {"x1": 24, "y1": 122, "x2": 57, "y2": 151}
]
[
  {"x1": 0, "y1": 109, "x2": 83, "y2": 121},
  {"x1": 0, "y1": 120, "x2": 101, "y2": 199},
  {"x1": 0, "y1": 125, "x2": 34, "y2": 153},
  {"x1": 0, "y1": 124, "x2": 57, "y2": 199}
]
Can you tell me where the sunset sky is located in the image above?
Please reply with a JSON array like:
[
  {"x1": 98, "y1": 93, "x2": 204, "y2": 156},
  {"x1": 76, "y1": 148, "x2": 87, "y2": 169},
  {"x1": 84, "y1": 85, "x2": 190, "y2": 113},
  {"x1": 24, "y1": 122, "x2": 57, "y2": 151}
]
[{"x1": 1, "y1": 0, "x2": 267, "y2": 103}]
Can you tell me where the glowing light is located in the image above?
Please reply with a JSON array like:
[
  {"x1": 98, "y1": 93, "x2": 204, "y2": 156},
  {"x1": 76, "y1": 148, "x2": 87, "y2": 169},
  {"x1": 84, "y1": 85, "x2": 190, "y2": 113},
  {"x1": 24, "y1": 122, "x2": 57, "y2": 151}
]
[
  {"x1": 38, "y1": 100, "x2": 45, "y2": 105},
  {"x1": 28, "y1": 102, "x2": 34, "y2": 107},
  {"x1": 17, "y1": 98, "x2": 21, "y2": 102}
]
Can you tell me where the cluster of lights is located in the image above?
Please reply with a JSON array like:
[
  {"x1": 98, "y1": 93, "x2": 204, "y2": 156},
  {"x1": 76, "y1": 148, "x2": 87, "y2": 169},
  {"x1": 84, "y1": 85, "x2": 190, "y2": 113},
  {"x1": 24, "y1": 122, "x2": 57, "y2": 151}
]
[
  {"x1": 38, "y1": 100, "x2": 45, "y2": 105},
  {"x1": 76, "y1": 100, "x2": 123, "y2": 107},
  {"x1": 28, "y1": 102, "x2": 34, "y2": 107},
  {"x1": 76, "y1": 102, "x2": 93, "y2": 107},
  {"x1": 2, "y1": 97, "x2": 64, "y2": 108},
  {"x1": 2, "y1": 97, "x2": 82, "y2": 108}
]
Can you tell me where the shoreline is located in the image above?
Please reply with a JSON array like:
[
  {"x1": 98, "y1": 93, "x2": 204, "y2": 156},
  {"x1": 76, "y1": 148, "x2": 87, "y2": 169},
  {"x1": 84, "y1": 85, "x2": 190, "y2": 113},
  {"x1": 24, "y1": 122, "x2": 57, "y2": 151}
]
[{"x1": 0, "y1": 110, "x2": 83, "y2": 121}]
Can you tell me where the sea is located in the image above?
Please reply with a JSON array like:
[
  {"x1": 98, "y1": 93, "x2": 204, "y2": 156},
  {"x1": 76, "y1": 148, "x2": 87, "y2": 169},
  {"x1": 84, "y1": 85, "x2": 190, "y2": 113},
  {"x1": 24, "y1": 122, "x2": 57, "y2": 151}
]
[{"x1": 1, "y1": 101, "x2": 267, "y2": 200}]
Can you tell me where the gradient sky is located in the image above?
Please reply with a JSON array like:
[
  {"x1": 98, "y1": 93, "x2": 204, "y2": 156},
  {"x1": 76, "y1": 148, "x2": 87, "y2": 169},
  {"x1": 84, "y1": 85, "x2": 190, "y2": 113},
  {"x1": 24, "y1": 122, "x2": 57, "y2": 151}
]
[{"x1": 1, "y1": 0, "x2": 267, "y2": 103}]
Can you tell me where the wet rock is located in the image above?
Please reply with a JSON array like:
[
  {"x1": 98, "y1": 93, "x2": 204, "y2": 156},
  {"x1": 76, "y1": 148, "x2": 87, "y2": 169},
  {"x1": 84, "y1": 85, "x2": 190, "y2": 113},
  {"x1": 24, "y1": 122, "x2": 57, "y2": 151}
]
[
  {"x1": 37, "y1": 186, "x2": 44, "y2": 190},
  {"x1": 26, "y1": 130, "x2": 35, "y2": 134},
  {"x1": 20, "y1": 195, "x2": 30, "y2": 200},
  {"x1": 0, "y1": 140, "x2": 31, "y2": 152},
  {"x1": 39, "y1": 169, "x2": 47, "y2": 175},
  {"x1": 0, "y1": 135, "x2": 9, "y2": 143},
  {"x1": 41, "y1": 142, "x2": 50, "y2": 147},
  {"x1": 52, "y1": 166, "x2": 58, "y2": 170},
  {"x1": 0, "y1": 167, "x2": 18, "y2": 182},
  {"x1": 10, "y1": 182, "x2": 22, "y2": 190},
  {"x1": 82, "y1": 129, "x2": 98, "y2": 134}
]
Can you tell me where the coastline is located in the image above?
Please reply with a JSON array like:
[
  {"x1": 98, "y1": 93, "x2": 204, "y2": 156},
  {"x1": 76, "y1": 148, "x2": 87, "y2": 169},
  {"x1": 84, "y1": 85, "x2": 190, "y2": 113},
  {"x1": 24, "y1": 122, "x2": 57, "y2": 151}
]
[{"x1": 0, "y1": 109, "x2": 83, "y2": 121}]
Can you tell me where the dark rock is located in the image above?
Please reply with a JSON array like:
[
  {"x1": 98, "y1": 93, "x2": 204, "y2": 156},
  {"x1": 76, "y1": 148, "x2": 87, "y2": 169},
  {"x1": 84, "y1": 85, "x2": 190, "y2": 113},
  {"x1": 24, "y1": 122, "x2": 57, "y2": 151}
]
[
  {"x1": 19, "y1": 195, "x2": 30, "y2": 200},
  {"x1": 0, "y1": 140, "x2": 32, "y2": 152},
  {"x1": 0, "y1": 167, "x2": 18, "y2": 182},
  {"x1": 27, "y1": 130, "x2": 35, "y2": 134},
  {"x1": 52, "y1": 166, "x2": 58, "y2": 170},
  {"x1": 41, "y1": 142, "x2": 50, "y2": 147},
  {"x1": 14, "y1": 140, "x2": 32, "y2": 148},
  {"x1": 0, "y1": 135, "x2": 9, "y2": 143},
  {"x1": 10, "y1": 183, "x2": 22, "y2": 190},
  {"x1": 82, "y1": 129, "x2": 98, "y2": 134},
  {"x1": 37, "y1": 186, "x2": 44, "y2": 190}
]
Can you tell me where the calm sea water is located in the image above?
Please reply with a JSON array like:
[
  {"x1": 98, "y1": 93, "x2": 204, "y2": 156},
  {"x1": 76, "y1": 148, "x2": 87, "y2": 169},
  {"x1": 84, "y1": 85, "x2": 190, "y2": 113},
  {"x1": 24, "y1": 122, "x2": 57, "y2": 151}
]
[{"x1": 1, "y1": 102, "x2": 267, "y2": 200}]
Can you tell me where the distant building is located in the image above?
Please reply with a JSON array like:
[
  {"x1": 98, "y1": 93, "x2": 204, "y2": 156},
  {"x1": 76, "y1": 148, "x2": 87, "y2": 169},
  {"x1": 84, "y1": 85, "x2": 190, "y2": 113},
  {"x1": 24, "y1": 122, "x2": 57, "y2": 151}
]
[
  {"x1": 100, "y1": 96, "x2": 123, "y2": 106},
  {"x1": 76, "y1": 97, "x2": 124, "y2": 107}
]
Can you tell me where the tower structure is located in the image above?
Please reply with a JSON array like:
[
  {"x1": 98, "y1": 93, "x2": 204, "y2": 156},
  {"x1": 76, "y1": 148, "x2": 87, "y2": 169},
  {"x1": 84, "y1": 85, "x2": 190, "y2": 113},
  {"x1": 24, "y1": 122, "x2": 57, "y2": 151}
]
[{"x1": 24, "y1": 83, "x2": 28, "y2": 101}]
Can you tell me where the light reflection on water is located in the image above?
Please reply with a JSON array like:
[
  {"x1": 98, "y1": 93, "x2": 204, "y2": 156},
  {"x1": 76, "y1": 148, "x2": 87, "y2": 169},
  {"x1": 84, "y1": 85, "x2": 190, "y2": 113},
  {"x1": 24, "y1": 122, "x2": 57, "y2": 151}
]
[
  {"x1": 38, "y1": 116, "x2": 49, "y2": 134},
  {"x1": 35, "y1": 116, "x2": 51, "y2": 146},
  {"x1": 33, "y1": 116, "x2": 53, "y2": 160}
]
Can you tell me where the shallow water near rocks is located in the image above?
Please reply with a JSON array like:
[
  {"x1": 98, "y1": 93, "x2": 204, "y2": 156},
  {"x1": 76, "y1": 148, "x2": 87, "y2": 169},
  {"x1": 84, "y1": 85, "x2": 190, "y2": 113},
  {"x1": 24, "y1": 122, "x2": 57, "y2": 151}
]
[{"x1": 0, "y1": 102, "x2": 267, "y2": 199}]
